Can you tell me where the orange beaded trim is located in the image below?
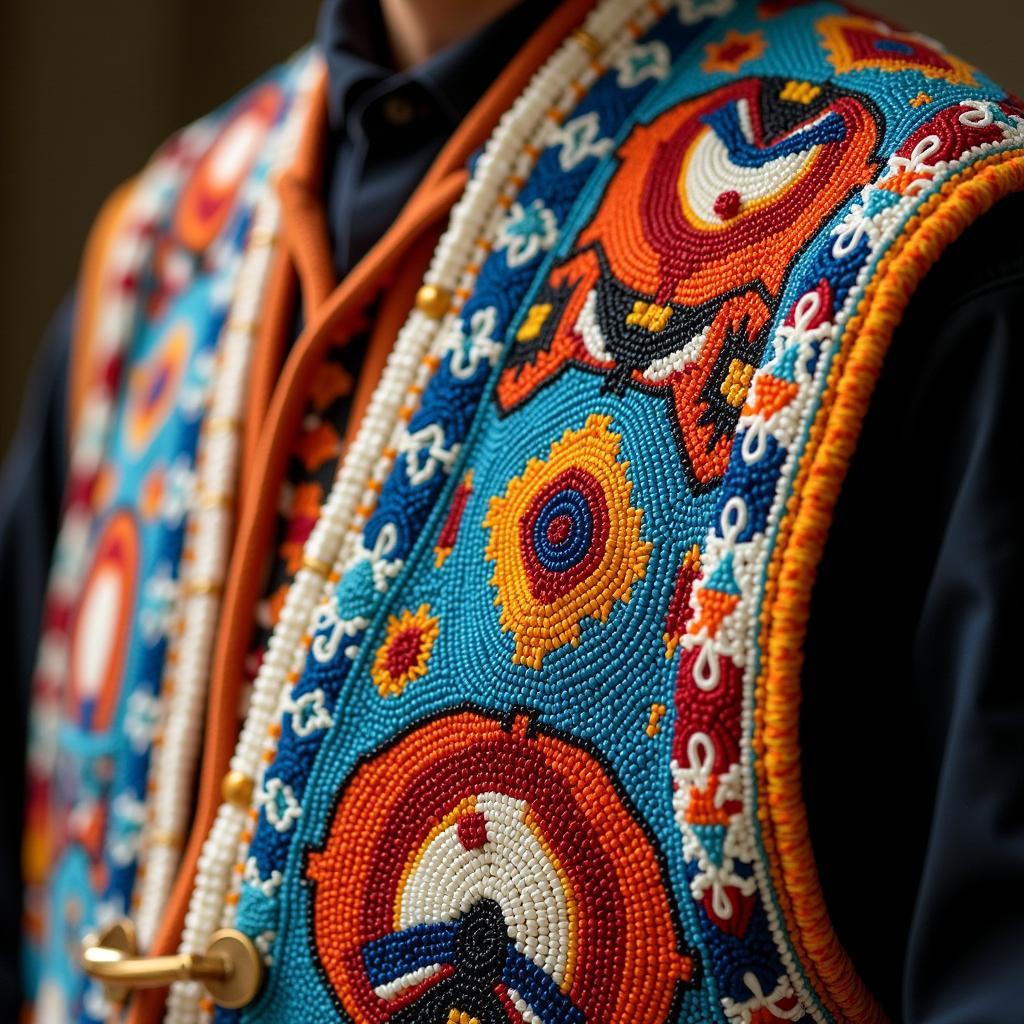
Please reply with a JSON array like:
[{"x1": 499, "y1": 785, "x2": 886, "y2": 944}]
[{"x1": 756, "y1": 149, "x2": 1024, "y2": 1024}]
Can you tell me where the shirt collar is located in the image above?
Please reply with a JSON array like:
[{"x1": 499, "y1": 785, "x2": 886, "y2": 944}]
[{"x1": 315, "y1": 0, "x2": 551, "y2": 134}]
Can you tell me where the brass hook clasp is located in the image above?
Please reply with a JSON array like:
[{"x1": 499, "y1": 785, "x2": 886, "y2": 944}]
[{"x1": 81, "y1": 919, "x2": 263, "y2": 1009}]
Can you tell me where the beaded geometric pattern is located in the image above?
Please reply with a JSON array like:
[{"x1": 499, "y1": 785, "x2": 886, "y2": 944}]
[
  {"x1": 221, "y1": 4, "x2": 1024, "y2": 1023},
  {"x1": 24, "y1": 1, "x2": 1024, "y2": 1023}
]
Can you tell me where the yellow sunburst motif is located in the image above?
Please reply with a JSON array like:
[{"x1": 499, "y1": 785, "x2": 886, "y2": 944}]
[
  {"x1": 484, "y1": 414, "x2": 652, "y2": 669},
  {"x1": 370, "y1": 604, "x2": 440, "y2": 697}
]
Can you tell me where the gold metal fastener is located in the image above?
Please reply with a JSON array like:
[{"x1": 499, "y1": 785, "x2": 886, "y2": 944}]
[{"x1": 81, "y1": 919, "x2": 263, "y2": 1009}]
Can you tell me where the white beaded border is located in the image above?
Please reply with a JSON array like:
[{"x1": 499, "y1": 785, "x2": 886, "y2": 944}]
[{"x1": 170, "y1": 1, "x2": 674, "y2": 1020}]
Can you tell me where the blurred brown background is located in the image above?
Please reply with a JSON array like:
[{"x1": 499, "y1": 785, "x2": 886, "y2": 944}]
[{"x1": 0, "y1": 0, "x2": 1020, "y2": 456}]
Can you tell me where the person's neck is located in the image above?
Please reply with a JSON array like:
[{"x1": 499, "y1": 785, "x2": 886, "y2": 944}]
[{"x1": 379, "y1": 0, "x2": 523, "y2": 69}]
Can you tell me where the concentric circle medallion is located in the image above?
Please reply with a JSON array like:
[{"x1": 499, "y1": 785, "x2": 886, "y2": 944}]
[
  {"x1": 307, "y1": 709, "x2": 693, "y2": 1023},
  {"x1": 174, "y1": 84, "x2": 283, "y2": 251},
  {"x1": 483, "y1": 414, "x2": 651, "y2": 669}
]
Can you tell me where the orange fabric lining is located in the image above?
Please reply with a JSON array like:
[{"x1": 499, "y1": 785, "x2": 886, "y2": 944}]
[
  {"x1": 755, "y1": 152, "x2": 1024, "y2": 1024},
  {"x1": 277, "y1": 72, "x2": 336, "y2": 314},
  {"x1": 67, "y1": 179, "x2": 136, "y2": 448},
  {"x1": 239, "y1": 237, "x2": 297, "y2": 504},
  {"x1": 128, "y1": 2, "x2": 593, "y2": 1019},
  {"x1": 242, "y1": 69, "x2": 328, "y2": 504}
]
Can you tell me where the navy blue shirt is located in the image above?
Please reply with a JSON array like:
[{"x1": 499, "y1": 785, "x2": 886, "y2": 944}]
[{"x1": 2, "y1": 3, "x2": 1021, "y2": 1019}]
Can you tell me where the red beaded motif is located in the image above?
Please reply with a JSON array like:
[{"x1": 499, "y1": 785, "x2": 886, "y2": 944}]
[
  {"x1": 307, "y1": 709, "x2": 695, "y2": 1023},
  {"x1": 497, "y1": 76, "x2": 880, "y2": 488}
]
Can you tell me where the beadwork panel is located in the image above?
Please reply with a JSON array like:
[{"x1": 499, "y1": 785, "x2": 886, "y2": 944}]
[
  {"x1": 22, "y1": 54, "x2": 316, "y2": 1024},
  {"x1": 24, "y1": 0, "x2": 1024, "y2": 1020},
  {"x1": 229, "y1": 3, "x2": 1024, "y2": 1023}
]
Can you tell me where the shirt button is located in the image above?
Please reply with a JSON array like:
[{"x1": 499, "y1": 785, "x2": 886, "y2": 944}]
[{"x1": 381, "y1": 94, "x2": 416, "y2": 127}]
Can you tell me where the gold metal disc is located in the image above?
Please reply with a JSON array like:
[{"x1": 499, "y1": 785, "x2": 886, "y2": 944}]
[{"x1": 203, "y1": 929, "x2": 264, "y2": 1009}]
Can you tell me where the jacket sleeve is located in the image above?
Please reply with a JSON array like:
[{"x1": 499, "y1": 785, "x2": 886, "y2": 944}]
[
  {"x1": 800, "y1": 193, "x2": 1024, "y2": 1023},
  {"x1": 897, "y1": 257, "x2": 1024, "y2": 1024},
  {"x1": 0, "y1": 292, "x2": 72, "y2": 1015}
]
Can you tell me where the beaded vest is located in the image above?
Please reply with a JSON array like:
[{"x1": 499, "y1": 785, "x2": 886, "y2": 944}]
[{"x1": 23, "y1": 1, "x2": 1024, "y2": 1022}]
